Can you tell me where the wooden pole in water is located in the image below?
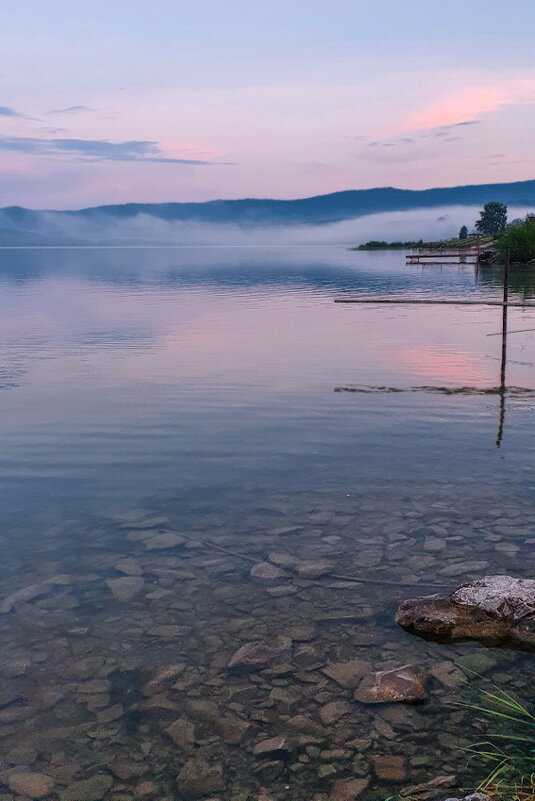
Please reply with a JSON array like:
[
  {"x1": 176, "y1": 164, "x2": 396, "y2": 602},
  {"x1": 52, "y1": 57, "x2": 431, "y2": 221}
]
[
  {"x1": 496, "y1": 247, "x2": 510, "y2": 447},
  {"x1": 334, "y1": 298, "x2": 534, "y2": 307}
]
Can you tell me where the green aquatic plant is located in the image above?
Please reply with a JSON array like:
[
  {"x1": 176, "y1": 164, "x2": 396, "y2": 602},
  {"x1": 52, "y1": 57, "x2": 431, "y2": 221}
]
[
  {"x1": 496, "y1": 219, "x2": 535, "y2": 264},
  {"x1": 459, "y1": 679, "x2": 535, "y2": 801}
]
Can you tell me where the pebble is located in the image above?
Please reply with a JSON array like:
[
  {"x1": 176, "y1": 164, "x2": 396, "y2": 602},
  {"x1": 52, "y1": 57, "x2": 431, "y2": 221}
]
[
  {"x1": 6, "y1": 772, "x2": 55, "y2": 799},
  {"x1": 322, "y1": 660, "x2": 370, "y2": 689},
  {"x1": 228, "y1": 636, "x2": 293, "y2": 672},
  {"x1": 165, "y1": 717, "x2": 195, "y2": 750},
  {"x1": 177, "y1": 757, "x2": 224, "y2": 798},
  {"x1": 372, "y1": 754, "x2": 407, "y2": 781},
  {"x1": 318, "y1": 701, "x2": 353, "y2": 726},
  {"x1": 59, "y1": 775, "x2": 114, "y2": 801},
  {"x1": 250, "y1": 562, "x2": 289, "y2": 583},
  {"x1": 354, "y1": 665, "x2": 427, "y2": 704},
  {"x1": 143, "y1": 532, "x2": 185, "y2": 550},
  {"x1": 329, "y1": 777, "x2": 370, "y2": 801},
  {"x1": 106, "y1": 576, "x2": 145, "y2": 601}
]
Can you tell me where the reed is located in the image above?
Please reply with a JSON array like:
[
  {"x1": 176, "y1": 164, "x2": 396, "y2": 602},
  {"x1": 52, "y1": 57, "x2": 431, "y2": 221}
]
[{"x1": 458, "y1": 677, "x2": 535, "y2": 801}]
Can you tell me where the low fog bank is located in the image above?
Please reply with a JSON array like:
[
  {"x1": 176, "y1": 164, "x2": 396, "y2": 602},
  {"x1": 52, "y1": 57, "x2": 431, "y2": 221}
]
[{"x1": 0, "y1": 205, "x2": 531, "y2": 247}]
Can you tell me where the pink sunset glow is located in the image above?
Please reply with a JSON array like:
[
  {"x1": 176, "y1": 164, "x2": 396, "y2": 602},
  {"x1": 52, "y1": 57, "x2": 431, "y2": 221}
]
[
  {"x1": 408, "y1": 78, "x2": 535, "y2": 131},
  {"x1": 0, "y1": 2, "x2": 534, "y2": 206}
]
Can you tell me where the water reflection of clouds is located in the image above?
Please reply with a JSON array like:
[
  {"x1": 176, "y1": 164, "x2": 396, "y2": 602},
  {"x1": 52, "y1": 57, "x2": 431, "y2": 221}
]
[{"x1": 399, "y1": 345, "x2": 493, "y2": 386}]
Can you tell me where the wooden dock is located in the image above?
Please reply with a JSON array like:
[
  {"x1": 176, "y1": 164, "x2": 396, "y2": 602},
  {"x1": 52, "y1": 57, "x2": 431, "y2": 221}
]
[{"x1": 405, "y1": 236, "x2": 490, "y2": 265}]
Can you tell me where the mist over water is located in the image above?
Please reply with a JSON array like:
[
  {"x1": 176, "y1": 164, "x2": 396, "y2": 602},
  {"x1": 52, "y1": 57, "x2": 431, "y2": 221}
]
[{"x1": 1, "y1": 205, "x2": 531, "y2": 246}]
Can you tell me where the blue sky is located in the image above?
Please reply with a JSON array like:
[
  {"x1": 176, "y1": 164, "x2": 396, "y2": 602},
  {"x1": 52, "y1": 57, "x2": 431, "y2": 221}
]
[{"x1": 1, "y1": 0, "x2": 534, "y2": 207}]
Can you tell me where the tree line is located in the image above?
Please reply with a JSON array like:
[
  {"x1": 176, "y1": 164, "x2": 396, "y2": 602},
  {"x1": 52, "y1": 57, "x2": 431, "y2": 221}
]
[{"x1": 458, "y1": 203, "x2": 534, "y2": 263}]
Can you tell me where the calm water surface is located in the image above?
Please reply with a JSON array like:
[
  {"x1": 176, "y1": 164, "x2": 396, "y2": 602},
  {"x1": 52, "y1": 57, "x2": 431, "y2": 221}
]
[{"x1": 0, "y1": 246, "x2": 534, "y2": 800}]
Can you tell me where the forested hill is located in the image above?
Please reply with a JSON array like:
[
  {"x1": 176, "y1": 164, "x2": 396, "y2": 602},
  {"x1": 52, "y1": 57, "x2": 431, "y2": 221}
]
[{"x1": 2, "y1": 180, "x2": 535, "y2": 230}]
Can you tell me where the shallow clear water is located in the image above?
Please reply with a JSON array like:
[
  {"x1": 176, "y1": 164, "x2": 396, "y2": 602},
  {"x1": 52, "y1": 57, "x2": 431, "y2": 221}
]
[{"x1": 0, "y1": 246, "x2": 534, "y2": 800}]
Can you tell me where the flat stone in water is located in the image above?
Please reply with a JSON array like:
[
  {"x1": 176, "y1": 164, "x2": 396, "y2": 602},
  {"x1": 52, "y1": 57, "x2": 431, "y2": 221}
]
[
  {"x1": 59, "y1": 775, "x2": 114, "y2": 801},
  {"x1": 266, "y1": 585, "x2": 297, "y2": 597},
  {"x1": 372, "y1": 754, "x2": 407, "y2": 781},
  {"x1": 228, "y1": 636, "x2": 292, "y2": 672},
  {"x1": 250, "y1": 562, "x2": 289, "y2": 583},
  {"x1": 293, "y1": 560, "x2": 333, "y2": 578},
  {"x1": 165, "y1": 717, "x2": 195, "y2": 751},
  {"x1": 106, "y1": 576, "x2": 145, "y2": 601},
  {"x1": 268, "y1": 551, "x2": 298, "y2": 568},
  {"x1": 319, "y1": 700, "x2": 353, "y2": 725},
  {"x1": 252, "y1": 736, "x2": 291, "y2": 756},
  {"x1": 329, "y1": 777, "x2": 370, "y2": 800},
  {"x1": 6, "y1": 772, "x2": 55, "y2": 799},
  {"x1": 322, "y1": 660, "x2": 371, "y2": 689},
  {"x1": 177, "y1": 757, "x2": 224, "y2": 798},
  {"x1": 114, "y1": 557, "x2": 143, "y2": 575},
  {"x1": 354, "y1": 665, "x2": 427, "y2": 704},
  {"x1": 143, "y1": 532, "x2": 186, "y2": 550},
  {"x1": 1, "y1": 582, "x2": 53, "y2": 613}
]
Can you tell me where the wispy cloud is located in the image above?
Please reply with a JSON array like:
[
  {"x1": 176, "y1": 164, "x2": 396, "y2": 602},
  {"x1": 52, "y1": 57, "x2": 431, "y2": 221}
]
[
  {"x1": 0, "y1": 136, "x2": 228, "y2": 165},
  {"x1": 0, "y1": 106, "x2": 23, "y2": 118},
  {"x1": 46, "y1": 105, "x2": 91, "y2": 115},
  {"x1": 364, "y1": 121, "x2": 479, "y2": 150}
]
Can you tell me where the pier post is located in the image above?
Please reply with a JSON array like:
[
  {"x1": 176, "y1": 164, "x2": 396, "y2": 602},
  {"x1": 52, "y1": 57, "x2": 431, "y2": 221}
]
[{"x1": 496, "y1": 247, "x2": 510, "y2": 447}]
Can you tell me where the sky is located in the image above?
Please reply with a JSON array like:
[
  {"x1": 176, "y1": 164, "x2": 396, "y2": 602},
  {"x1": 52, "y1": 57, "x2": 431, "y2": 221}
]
[{"x1": 1, "y1": 0, "x2": 534, "y2": 208}]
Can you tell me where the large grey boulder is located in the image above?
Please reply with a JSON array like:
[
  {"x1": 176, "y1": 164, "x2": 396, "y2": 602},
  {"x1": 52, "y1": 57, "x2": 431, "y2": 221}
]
[{"x1": 396, "y1": 576, "x2": 535, "y2": 649}]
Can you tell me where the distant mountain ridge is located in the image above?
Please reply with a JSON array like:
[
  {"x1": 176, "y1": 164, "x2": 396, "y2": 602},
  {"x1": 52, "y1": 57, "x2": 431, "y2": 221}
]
[{"x1": 1, "y1": 180, "x2": 534, "y2": 245}]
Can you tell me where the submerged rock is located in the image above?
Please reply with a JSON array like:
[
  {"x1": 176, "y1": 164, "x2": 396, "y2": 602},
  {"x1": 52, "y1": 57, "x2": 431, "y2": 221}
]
[
  {"x1": 165, "y1": 717, "x2": 195, "y2": 751},
  {"x1": 1, "y1": 582, "x2": 53, "y2": 613},
  {"x1": 354, "y1": 665, "x2": 426, "y2": 703},
  {"x1": 250, "y1": 562, "x2": 289, "y2": 584},
  {"x1": 396, "y1": 575, "x2": 535, "y2": 649},
  {"x1": 142, "y1": 532, "x2": 185, "y2": 550},
  {"x1": 329, "y1": 777, "x2": 370, "y2": 801},
  {"x1": 59, "y1": 775, "x2": 114, "y2": 801},
  {"x1": 252, "y1": 736, "x2": 292, "y2": 756},
  {"x1": 293, "y1": 560, "x2": 333, "y2": 578},
  {"x1": 322, "y1": 660, "x2": 370, "y2": 689},
  {"x1": 176, "y1": 757, "x2": 223, "y2": 798},
  {"x1": 6, "y1": 772, "x2": 55, "y2": 798},
  {"x1": 227, "y1": 636, "x2": 292, "y2": 672},
  {"x1": 371, "y1": 754, "x2": 407, "y2": 781},
  {"x1": 214, "y1": 715, "x2": 249, "y2": 745},
  {"x1": 106, "y1": 576, "x2": 145, "y2": 601},
  {"x1": 266, "y1": 585, "x2": 297, "y2": 597},
  {"x1": 319, "y1": 700, "x2": 353, "y2": 725}
]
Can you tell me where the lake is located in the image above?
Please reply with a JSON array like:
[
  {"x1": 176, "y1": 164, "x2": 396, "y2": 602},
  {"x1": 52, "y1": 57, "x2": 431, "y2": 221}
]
[{"x1": 0, "y1": 245, "x2": 534, "y2": 800}]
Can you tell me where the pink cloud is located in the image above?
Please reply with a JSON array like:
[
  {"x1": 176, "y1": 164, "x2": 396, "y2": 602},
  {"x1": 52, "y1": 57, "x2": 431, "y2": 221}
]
[{"x1": 407, "y1": 78, "x2": 535, "y2": 131}]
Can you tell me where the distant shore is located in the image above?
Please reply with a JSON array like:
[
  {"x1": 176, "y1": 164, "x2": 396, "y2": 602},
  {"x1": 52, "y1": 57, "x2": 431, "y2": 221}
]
[{"x1": 350, "y1": 237, "x2": 488, "y2": 251}]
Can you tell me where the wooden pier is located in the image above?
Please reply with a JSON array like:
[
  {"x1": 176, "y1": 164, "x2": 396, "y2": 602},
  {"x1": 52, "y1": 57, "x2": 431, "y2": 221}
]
[{"x1": 405, "y1": 236, "x2": 487, "y2": 266}]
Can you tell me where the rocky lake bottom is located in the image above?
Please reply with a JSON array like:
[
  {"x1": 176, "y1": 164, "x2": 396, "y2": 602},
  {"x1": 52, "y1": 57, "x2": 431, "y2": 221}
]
[{"x1": 1, "y1": 484, "x2": 533, "y2": 801}]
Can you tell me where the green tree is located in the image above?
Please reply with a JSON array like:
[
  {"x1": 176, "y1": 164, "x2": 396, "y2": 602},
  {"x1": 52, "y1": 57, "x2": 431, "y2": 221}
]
[
  {"x1": 475, "y1": 202, "x2": 507, "y2": 235},
  {"x1": 496, "y1": 218, "x2": 535, "y2": 263},
  {"x1": 458, "y1": 225, "x2": 468, "y2": 240}
]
